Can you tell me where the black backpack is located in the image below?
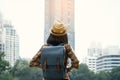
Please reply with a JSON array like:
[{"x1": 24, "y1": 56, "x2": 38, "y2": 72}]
[{"x1": 40, "y1": 44, "x2": 66, "y2": 80}]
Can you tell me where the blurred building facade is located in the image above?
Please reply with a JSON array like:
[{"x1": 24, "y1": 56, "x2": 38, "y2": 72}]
[
  {"x1": 44, "y1": 0, "x2": 75, "y2": 48},
  {"x1": 83, "y1": 42, "x2": 102, "y2": 73},
  {"x1": 83, "y1": 43, "x2": 120, "y2": 73},
  {"x1": 0, "y1": 14, "x2": 19, "y2": 66},
  {"x1": 83, "y1": 56, "x2": 97, "y2": 73},
  {"x1": 96, "y1": 45, "x2": 120, "y2": 72}
]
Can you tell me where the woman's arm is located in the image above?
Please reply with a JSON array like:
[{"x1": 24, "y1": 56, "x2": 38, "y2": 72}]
[
  {"x1": 29, "y1": 44, "x2": 47, "y2": 68},
  {"x1": 64, "y1": 44, "x2": 79, "y2": 69},
  {"x1": 29, "y1": 48, "x2": 42, "y2": 68}
]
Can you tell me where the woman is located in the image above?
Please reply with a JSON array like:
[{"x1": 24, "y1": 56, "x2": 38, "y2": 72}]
[{"x1": 29, "y1": 20, "x2": 79, "y2": 80}]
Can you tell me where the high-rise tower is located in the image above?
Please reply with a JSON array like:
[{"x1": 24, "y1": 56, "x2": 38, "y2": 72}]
[
  {"x1": 2, "y1": 21, "x2": 19, "y2": 66},
  {"x1": 0, "y1": 16, "x2": 19, "y2": 66},
  {"x1": 44, "y1": 0, "x2": 74, "y2": 48}
]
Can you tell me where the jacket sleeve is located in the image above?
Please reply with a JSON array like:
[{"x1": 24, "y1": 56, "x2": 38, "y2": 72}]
[
  {"x1": 64, "y1": 44, "x2": 79, "y2": 69},
  {"x1": 29, "y1": 44, "x2": 47, "y2": 68}
]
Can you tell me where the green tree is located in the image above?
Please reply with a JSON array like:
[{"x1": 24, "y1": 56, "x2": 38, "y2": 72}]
[
  {"x1": 0, "y1": 72, "x2": 13, "y2": 80},
  {"x1": 110, "y1": 66, "x2": 120, "y2": 80},
  {"x1": 69, "y1": 64, "x2": 95, "y2": 80},
  {"x1": 0, "y1": 52, "x2": 12, "y2": 80},
  {"x1": 0, "y1": 52, "x2": 10, "y2": 74},
  {"x1": 11, "y1": 59, "x2": 43, "y2": 80},
  {"x1": 95, "y1": 71, "x2": 110, "y2": 80}
]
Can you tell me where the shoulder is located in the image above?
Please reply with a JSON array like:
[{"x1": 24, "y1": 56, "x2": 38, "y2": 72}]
[
  {"x1": 43, "y1": 44, "x2": 48, "y2": 46},
  {"x1": 64, "y1": 44, "x2": 70, "y2": 48},
  {"x1": 42, "y1": 44, "x2": 48, "y2": 47},
  {"x1": 37, "y1": 44, "x2": 48, "y2": 52},
  {"x1": 64, "y1": 44, "x2": 72, "y2": 51}
]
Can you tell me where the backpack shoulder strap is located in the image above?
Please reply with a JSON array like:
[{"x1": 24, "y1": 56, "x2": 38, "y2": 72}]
[{"x1": 57, "y1": 56, "x2": 61, "y2": 72}]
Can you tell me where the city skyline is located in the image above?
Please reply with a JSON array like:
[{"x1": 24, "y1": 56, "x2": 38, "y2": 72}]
[{"x1": 0, "y1": 0, "x2": 120, "y2": 61}]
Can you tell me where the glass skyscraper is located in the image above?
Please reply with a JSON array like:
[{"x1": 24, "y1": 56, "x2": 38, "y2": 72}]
[{"x1": 44, "y1": 0, "x2": 75, "y2": 48}]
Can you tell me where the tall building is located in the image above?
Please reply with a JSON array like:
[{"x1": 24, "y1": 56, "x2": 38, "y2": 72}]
[
  {"x1": 0, "y1": 12, "x2": 3, "y2": 29},
  {"x1": 44, "y1": 0, "x2": 75, "y2": 48},
  {"x1": 84, "y1": 43, "x2": 120, "y2": 73},
  {"x1": 96, "y1": 45, "x2": 120, "y2": 73},
  {"x1": 88, "y1": 42, "x2": 102, "y2": 57},
  {"x1": 83, "y1": 56, "x2": 97, "y2": 73},
  {"x1": 83, "y1": 43, "x2": 102, "y2": 73},
  {"x1": 0, "y1": 13, "x2": 3, "y2": 52},
  {"x1": 0, "y1": 16, "x2": 19, "y2": 66},
  {"x1": 3, "y1": 22, "x2": 19, "y2": 66}
]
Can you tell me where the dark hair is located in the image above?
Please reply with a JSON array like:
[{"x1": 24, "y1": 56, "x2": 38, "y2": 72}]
[{"x1": 47, "y1": 33, "x2": 68, "y2": 46}]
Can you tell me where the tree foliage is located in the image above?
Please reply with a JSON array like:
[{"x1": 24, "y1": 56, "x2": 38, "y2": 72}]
[
  {"x1": 0, "y1": 56, "x2": 43, "y2": 80},
  {"x1": 110, "y1": 66, "x2": 120, "y2": 80},
  {"x1": 69, "y1": 64, "x2": 120, "y2": 80},
  {"x1": 10, "y1": 59, "x2": 43, "y2": 80},
  {"x1": 0, "y1": 52, "x2": 10, "y2": 74},
  {"x1": 95, "y1": 71, "x2": 111, "y2": 80},
  {"x1": 1, "y1": 57, "x2": 120, "y2": 80},
  {"x1": 70, "y1": 63, "x2": 95, "y2": 80}
]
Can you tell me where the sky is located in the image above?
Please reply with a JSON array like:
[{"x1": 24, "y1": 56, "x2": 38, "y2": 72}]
[{"x1": 0, "y1": 0, "x2": 120, "y2": 61}]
